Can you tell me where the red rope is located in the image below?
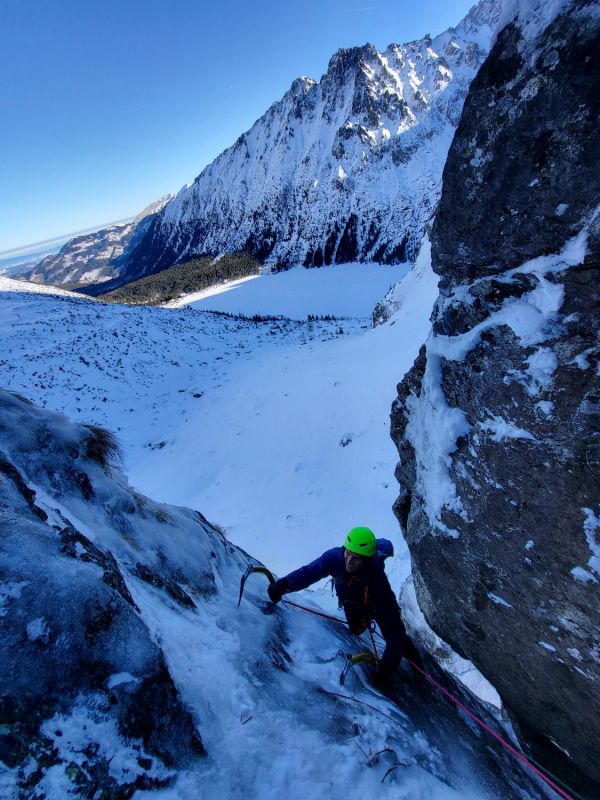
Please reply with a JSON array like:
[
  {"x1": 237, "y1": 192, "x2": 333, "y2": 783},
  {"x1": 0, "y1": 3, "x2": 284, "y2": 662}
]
[
  {"x1": 283, "y1": 598, "x2": 346, "y2": 623},
  {"x1": 408, "y1": 659, "x2": 577, "y2": 800},
  {"x1": 282, "y1": 597, "x2": 577, "y2": 800}
]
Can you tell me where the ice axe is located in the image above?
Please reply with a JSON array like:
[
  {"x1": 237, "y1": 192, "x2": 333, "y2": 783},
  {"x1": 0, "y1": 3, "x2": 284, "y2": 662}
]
[{"x1": 238, "y1": 564, "x2": 275, "y2": 606}]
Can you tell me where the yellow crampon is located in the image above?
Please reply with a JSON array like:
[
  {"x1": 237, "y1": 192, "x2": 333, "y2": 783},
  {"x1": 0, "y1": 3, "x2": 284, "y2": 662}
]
[{"x1": 339, "y1": 651, "x2": 377, "y2": 685}]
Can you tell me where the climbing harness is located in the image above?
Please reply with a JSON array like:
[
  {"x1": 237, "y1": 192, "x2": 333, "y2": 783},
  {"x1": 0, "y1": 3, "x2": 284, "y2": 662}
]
[{"x1": 237, "y1": 563, "x2": 582, "y2": 800}]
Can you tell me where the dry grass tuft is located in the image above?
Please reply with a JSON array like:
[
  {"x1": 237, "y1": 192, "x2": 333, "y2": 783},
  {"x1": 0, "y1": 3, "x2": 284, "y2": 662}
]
[{"x1": 84, "y1": 424, "x2": 122, "y2": 468}]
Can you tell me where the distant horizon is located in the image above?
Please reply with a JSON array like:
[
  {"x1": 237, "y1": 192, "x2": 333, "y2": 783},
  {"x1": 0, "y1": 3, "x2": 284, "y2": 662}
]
[
  {"x1": 1, "y1": 0, "x2": 477, "y2": 253},
  {"x1": 0, "y1": 217, "x2": 136, "y2": 259}
]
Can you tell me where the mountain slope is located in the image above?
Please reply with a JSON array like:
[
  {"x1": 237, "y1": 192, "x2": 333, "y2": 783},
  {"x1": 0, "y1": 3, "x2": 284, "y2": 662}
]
[
  {"x1": 28, "y1": 0, "x2": 501, "y2": 287},
  {"x1": 124, "y1": 0, "x2": 501, "y2": 280},
  {"x1": 25, "y1": 196, "x2": 172, "y2": 287}
]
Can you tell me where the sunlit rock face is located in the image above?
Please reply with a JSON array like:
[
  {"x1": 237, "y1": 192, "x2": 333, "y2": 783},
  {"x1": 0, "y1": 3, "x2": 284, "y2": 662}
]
[{"x1": 390, "y1": 0, "x2": 600, "y2": 789}]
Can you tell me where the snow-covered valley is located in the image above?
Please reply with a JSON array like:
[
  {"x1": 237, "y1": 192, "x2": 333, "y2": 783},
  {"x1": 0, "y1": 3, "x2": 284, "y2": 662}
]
[{"x1": 0, "y1": 263, "x2": 423, "y2": 584}]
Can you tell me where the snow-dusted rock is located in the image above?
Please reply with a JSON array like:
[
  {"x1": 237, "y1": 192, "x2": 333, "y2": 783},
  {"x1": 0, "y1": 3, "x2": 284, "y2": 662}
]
[
  {"x1": 390, "y1": 0, "x2": 600, "y2": 790},
  {"x1": 0, "y1": 391, "x2": 209, "y2": 794}
]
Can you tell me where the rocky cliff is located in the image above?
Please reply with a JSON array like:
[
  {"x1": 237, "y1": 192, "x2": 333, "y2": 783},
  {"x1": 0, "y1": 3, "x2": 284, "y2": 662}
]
[{"x1": 390, "y1": 0, "x2": 600, "y2": 791}]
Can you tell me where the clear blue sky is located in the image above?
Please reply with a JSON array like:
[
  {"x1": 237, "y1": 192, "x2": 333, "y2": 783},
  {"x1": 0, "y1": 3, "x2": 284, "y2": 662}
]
[{"x1": 1, "y1": 0, "x2": 476, "y2": 253}]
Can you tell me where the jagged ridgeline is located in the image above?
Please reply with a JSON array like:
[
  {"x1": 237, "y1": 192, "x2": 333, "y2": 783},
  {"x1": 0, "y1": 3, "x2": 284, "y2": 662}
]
[{"x1": 96, "y1": 252, "x2": 261, "y2": 306}]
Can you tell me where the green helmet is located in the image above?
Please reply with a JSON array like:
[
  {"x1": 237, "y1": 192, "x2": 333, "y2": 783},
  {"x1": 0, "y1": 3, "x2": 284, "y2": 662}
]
[{"x1": 344, "y1": 527, "x2": 376, "y2": 558}]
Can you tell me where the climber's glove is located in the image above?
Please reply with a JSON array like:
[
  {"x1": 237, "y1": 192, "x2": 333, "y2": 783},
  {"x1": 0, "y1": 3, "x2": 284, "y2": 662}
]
[{"x1": 268, "y1": 579, "x2": 288, "y2": 604}]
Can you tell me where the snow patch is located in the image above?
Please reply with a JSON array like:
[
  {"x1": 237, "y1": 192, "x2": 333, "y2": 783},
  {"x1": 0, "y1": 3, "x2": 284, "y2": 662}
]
[
  {"x1": 400, "y1": 576, "x2": 502, "y2": 709},
  {"x1": 40, "y1": 698, "x2": 172, "y2": 787},
  {"x1": 486, "y1": 593, "x2": 513, "y2": 608},
  {"x1": 525, "y1": 346, "x2": 557, "y2": 394},
  {"x1": 0, "y1": 580, "x2": 28, "y2": 617},
  {"x1": 479, "y1": 416, "x2": 536, "y2": 443},
  {"x1": 582, "y1": 507, "x2": 600, "y2": 574},
  {"x1": 26, "y1": 617, "x2": 50, "y2": 642},
  {"x1": 573, "y1": 347, "x2": 595, "y2": 370},
  {"x1": 107, "y1": 672, "x2": 140, "y2": 689},
  {"x1": 570, "y1": 566, "x2": 597, "y2": 584},
  {"x1": 496, "y1": 0, "x2": 577, "y2": 45},
  {"x1": 427, "y1": 222, "x2": 593, "y2": 370},
  {"x1": 406, "y1": 349, "x2": 470, "y2": 536},
  {"x1": 535, "y1": 400, "x2": 553, "y2": 416},
  {"x1": 177, "y1": 263, "x2": 410, "y2": 320}
]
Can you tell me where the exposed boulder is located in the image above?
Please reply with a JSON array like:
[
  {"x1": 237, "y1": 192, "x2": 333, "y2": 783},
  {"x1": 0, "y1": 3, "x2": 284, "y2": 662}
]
[{"x1": 390, "y1": 0, "x2": 600, "y2": 790}]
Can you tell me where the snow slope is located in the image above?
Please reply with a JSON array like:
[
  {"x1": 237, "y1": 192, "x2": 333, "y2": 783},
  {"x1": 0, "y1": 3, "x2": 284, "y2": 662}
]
[
  {"x1": 1, "y1": 252, "x2": 505, "y2": 708},
  {"x1": 169, "y1": 262, "x2": 410, "y2": 319}
]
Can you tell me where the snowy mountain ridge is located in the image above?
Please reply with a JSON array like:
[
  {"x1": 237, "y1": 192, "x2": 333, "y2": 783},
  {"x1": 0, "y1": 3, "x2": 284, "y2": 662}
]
[
  {"x1": 27, "y1": 0, "x2": 501, "y2": 287},
  {"x1": 121, "y1": 0, "x2": 501, "y2": 280}
]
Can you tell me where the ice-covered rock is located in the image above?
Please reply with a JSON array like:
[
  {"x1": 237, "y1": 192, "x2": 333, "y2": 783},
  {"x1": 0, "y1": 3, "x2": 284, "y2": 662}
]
[{"x1": 0, "y1": 388, "x2": 554, "y2": 798}]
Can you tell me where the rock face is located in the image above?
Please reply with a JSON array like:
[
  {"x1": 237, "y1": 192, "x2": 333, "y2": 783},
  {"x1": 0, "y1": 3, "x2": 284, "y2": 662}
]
[
  {"x1": 29, "y1": 1, "x2": 501, "y2": 288},
  {"x1": 390, "y1": 0, "x2": 600, "y2": 789}
]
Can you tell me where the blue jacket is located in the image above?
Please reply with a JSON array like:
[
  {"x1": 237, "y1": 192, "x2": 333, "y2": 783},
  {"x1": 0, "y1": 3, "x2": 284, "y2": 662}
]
[{"x1": 280, "y1": 546, "x2": 406, "y2": 679}]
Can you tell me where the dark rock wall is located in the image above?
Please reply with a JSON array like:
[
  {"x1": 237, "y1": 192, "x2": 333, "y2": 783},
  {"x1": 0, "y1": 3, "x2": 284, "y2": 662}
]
[{"x1": 391, "y1": 0, "x2": 600, "y2": 787}]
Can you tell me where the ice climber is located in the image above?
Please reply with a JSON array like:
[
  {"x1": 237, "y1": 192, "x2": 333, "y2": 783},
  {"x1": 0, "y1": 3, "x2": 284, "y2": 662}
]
[{"x1": 268, "y1": 526, "x2": 422, "y2": 684}]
